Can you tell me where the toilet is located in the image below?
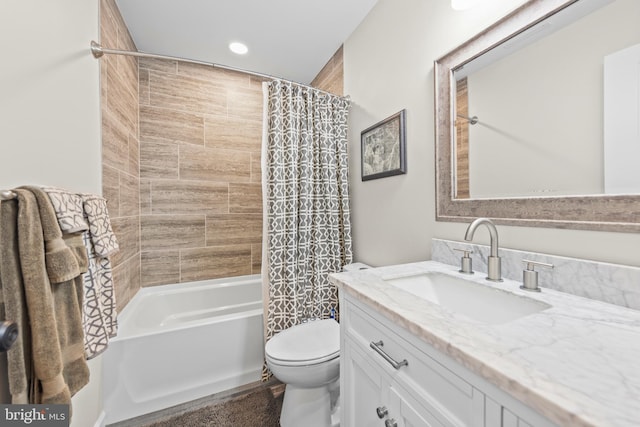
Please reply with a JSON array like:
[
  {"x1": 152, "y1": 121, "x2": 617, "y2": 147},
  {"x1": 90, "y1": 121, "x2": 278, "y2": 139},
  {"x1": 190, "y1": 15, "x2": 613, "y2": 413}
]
[
  {"x1": 265, "y1": 263, "x2": 370, "y2": 427},
  {"x1": 265, "y1": 318, "x2": 340, "y2": 427}
]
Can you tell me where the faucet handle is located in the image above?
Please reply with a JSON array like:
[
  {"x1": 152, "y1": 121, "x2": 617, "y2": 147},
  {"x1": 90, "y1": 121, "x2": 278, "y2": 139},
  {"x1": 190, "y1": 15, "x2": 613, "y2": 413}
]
[
  {"x1": 453, "y1": 248, "x2": 474, "y2": 275},
  {"x1": 520, "y1": 259, "x2": 554, "y2": 292}
]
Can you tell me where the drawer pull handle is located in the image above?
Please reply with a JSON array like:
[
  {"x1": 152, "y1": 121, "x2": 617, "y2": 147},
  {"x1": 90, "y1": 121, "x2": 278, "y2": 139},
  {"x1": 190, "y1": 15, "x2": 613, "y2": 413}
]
[
  {"x1": 385, "y1": 419, "x2": 398, "y2": 427},
  {"x1": 370, "y1": 340, "x2": 408, "y2": 370},
  {"x1": 376, "y1": 406, "x2": 388, "y2": 419}
]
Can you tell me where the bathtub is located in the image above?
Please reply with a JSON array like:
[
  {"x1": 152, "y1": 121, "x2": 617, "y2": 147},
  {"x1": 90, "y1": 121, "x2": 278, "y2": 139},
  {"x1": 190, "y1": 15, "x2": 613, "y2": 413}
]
[{"x1": 102, "y1": 274, "x2": 264, "y2": 424}]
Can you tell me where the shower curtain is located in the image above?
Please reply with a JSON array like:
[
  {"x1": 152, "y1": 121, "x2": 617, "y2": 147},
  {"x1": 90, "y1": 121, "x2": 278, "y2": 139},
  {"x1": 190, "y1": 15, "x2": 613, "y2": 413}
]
[{"x1": 261, "y1": 80, "x2": 352, "y2": 375}]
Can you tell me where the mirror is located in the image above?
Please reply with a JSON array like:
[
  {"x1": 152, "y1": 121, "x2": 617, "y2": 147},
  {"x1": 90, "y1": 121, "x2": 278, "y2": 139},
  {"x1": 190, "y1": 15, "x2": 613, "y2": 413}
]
[{"x1": 435, "y1": 0, "x2": 640, "y2": 232}]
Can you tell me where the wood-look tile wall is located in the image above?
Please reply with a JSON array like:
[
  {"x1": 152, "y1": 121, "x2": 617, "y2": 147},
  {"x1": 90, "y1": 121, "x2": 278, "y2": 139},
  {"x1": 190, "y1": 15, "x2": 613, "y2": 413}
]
[
  {"x1": 310, "y1": 46, "x2": 344, "y2": 96},
  {"x1": 138, "y1": 58, "x2": 265, "y2": 287},
  {"x1": 100, "y1": 8, "x2": 343, "y2": 293},
  {"x1": 100, "y1": 0, "x2": 141, "y2": 310},
  {"x1": 455, "y1": 77, "x2": 470, "y2": 199}
]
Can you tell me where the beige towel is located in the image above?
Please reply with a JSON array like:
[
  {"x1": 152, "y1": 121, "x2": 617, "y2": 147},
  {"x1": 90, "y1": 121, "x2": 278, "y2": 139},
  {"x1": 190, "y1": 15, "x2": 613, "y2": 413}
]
[
  {"x1": 22, "y1": 187, "x2": 86, "y2": 283},
  {"x1": 0, "y1": 197, "x2": 31, "y2": 404},
  {"x1": 7, "y1": 188, "x2": 90, "y2": 408},
  {"x1": 22, "y1": 186, "x2": 90, "y2": 402}
]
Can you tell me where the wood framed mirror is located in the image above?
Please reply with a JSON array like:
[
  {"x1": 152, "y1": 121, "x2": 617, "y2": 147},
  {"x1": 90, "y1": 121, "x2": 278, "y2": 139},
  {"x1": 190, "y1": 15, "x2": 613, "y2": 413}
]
[{"x1": 434, "y1": 0, "x2": 640, "y2": 232}]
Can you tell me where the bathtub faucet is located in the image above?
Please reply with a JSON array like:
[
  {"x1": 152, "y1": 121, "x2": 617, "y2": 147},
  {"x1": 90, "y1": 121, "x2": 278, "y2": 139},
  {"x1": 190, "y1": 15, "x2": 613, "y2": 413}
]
[{"x1": 464, "y1": 218, "x2": 502, "y2": 282}]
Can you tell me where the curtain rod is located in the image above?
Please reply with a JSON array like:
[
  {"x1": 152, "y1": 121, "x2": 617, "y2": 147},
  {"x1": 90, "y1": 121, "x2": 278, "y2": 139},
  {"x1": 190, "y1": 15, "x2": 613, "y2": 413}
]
[
  {"x1": 456, "y1": 114, "x2": 479, "y2": 125},
  {"x1": 90, "y1": 41, "x2": 348, "y2": 100}
]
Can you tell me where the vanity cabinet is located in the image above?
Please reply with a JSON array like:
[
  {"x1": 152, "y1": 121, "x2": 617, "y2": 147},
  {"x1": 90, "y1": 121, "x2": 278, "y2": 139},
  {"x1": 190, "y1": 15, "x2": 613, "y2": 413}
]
[
  {"x1": 340, "y1": 293, "x2": 557, "y2": 427},
  {"x1": 343, "y1": 339, "x2": 436, "y2": 426}
]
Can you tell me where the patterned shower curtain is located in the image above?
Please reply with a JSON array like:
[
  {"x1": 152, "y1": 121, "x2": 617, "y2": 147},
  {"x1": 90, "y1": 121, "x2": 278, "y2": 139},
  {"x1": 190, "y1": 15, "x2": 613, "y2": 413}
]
[{"x1": 261, "y1": 80, "x2": 352, "y2": 365}]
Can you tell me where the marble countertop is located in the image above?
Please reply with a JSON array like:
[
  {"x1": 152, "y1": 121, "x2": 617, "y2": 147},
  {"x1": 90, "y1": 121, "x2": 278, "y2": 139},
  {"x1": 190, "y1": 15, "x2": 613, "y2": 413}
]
[{"x1": 330, "y1": 261, "x2": 640, "y2": 427}]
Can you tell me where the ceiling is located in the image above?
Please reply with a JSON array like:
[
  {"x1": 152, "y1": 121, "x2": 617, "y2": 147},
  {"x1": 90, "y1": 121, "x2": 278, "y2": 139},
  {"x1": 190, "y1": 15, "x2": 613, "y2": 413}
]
[{"x1": 115, "y1": 0, "x2": 379, "y2": 84}]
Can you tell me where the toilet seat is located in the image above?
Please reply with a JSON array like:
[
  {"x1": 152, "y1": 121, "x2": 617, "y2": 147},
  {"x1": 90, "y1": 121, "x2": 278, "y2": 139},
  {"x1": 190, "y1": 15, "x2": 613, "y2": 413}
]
[
  {"x1": 267, "y1": 350, "x2": 339, "y2": 366},
  {"x1": 265, "y1": 319, "x2": 340, "y2": 366}
]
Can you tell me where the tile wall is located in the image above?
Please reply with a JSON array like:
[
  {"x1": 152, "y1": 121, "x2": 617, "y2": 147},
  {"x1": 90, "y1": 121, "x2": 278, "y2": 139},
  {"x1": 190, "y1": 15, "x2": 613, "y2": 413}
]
[
  {"x1": 101, "y1": 1, "x2": 345, "y2": 295},
  {"x1": 100, "y1": 0, "x2": 141, "y2": 310},
  {"x1": 138, "y1": 58, "x2": 265, "y2": 287},
  {"x1": 310, "y1": 46, "x2": 344, "y2": 96}
]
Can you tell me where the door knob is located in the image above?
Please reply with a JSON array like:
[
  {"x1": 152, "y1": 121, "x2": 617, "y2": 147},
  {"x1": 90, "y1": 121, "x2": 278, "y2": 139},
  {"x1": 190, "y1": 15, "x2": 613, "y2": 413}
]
[
  {"x1": 0, "y1": 321, "x2": 18, "y2": 352},
  {"x1": 376, "y1": 406, "x2": 388, "y2": 419}
]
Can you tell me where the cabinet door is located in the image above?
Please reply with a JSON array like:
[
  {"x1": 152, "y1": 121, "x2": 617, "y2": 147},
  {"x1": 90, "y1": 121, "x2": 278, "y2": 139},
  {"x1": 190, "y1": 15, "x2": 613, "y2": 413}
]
[
  {"x1": 342, "y1": 337, "x2": 389, "y2": 427},
  {"x1": 486, "y1": 397, "x2": 535, "y2": 427},
  {"x1": 390, "y1": 385, "x2": 444, "y2": 427},
  {"x1": 503, "y1": 407, "x2": 533, "y2": 427}
]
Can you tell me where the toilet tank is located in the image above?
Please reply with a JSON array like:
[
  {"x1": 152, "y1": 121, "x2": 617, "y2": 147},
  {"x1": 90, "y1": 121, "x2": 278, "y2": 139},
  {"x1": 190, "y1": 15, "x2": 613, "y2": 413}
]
[{"x1": 342, "y1": 262, "x2": 371, "y2": 272}]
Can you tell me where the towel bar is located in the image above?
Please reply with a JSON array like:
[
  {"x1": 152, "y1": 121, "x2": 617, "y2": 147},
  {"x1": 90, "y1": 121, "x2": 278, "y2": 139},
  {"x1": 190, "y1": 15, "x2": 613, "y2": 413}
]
[{"x1": 1, "y1": 190, "x2": 17, "y2": 201}]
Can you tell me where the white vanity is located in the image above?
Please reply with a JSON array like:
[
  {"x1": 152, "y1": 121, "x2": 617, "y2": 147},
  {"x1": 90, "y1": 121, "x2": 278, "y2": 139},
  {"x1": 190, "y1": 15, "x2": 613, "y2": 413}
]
[
  {"x1": 330, "y1": 260, "x2": 640, "y2": 427},
  {"x1": 334, "y1": 0, "x2": 640, "y2": 423}
]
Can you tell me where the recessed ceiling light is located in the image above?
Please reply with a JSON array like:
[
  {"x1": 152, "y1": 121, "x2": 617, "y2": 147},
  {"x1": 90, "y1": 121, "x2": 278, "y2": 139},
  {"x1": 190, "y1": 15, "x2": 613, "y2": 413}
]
[{"x1": 229, "y1": 42, "x2": 248, "y2": 55}]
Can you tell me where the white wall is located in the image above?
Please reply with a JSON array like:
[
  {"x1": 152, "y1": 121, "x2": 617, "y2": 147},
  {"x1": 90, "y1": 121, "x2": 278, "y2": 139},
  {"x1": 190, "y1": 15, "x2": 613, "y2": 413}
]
[
  {"x1": 345, "y1": 0, "x2": 640, "y2": 269},
  {"x1": 0, "y1": 0, "x2": 101, "y2": 193},
  {"x1": 0, "y1": 1, "x2": 103, "y2": 426}
]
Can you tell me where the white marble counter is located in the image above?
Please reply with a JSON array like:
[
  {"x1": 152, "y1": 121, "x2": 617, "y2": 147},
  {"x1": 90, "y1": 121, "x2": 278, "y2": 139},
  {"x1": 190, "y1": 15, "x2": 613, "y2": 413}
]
[{"x1": 330, "y1": 261, "x2": 640, "y2": 427}]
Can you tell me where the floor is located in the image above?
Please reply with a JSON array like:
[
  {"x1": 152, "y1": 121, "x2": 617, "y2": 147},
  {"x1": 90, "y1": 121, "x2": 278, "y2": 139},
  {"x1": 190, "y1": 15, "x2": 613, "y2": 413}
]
[{"x1": 108, "y1": 380, "x2": 284, "y2": 427}]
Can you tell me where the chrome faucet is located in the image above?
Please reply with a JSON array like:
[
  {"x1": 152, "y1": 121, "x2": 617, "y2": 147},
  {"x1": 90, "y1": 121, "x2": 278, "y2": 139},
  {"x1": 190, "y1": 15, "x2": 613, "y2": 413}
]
[{"x1": 464, "y1": 218, "x2": 502, "y2": 282}]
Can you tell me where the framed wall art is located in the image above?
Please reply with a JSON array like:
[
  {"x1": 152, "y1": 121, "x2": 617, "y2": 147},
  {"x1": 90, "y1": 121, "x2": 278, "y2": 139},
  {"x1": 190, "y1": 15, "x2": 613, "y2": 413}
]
[{"x1": 361, "y1": 109, "x2": 406, "y2": 181}]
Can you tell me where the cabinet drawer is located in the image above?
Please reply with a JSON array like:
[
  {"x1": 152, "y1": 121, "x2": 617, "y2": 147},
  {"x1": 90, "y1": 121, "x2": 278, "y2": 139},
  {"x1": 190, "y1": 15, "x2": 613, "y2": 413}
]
[{"x1": 344, "y1": 300, "x2": 478, "y2": 427}]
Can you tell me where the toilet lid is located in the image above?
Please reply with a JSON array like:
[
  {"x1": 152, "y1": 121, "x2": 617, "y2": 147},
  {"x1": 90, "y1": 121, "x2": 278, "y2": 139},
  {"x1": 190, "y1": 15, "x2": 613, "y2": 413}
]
[{"x1": 265, "y1": 319, "x2": 340, "y2": 364}]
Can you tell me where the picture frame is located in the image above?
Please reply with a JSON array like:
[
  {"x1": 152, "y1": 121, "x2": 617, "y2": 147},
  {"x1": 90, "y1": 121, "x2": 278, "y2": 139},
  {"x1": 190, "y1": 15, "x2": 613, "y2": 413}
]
[{"x1": 361, "y1": 109, "x2": 407, "y2": 181}]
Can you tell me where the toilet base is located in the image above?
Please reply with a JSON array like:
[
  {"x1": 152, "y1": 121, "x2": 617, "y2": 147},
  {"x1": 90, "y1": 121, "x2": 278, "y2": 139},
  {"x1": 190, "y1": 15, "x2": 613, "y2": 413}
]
[{"x1": 280, "y1": 383, "x2": 339, "y2": 427}]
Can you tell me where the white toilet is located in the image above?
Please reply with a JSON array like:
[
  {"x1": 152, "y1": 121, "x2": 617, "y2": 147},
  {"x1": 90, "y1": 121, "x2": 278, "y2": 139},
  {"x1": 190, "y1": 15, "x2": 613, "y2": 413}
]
[{"x1": 265, "y1": 318, "x2": 341, "y2": 427}]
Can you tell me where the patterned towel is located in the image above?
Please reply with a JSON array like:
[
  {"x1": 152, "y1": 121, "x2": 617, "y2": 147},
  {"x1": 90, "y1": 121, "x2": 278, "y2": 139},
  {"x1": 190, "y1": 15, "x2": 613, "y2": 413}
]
[
  {"x1": 81, "y1": 232, "x2": 117, "y2": 358},
  {"x1": 81, "y1": 195, "x2": 119, "y2": 358},
  {"x1": 44, "y1": 187, "x2": 119, "y2": 359},
  {"x1": 81, "y1": 195, "x2": 119, "y2": 257},
  {"x1": 42, "y1": 187, "x2": 88, "y2": 233}
]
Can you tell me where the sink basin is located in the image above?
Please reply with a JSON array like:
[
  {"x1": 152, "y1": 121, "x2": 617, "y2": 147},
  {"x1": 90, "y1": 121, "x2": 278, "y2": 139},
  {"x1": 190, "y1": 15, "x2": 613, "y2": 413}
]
[{"x1": 384, "y1": 272, "x2": 551, "y2": 324}]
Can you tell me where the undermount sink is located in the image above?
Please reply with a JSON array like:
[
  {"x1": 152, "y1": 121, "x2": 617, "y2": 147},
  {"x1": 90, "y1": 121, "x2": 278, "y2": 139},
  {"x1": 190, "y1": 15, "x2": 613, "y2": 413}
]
[{"x1": 384, "y1": 272, "x2": 551, "y2": 324}]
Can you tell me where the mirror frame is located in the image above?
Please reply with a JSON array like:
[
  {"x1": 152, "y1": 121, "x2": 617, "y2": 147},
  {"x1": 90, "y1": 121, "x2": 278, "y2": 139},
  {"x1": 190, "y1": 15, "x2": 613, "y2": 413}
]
[{"x1": 434, "y1": 0, "x2": 640, "y2": 233}]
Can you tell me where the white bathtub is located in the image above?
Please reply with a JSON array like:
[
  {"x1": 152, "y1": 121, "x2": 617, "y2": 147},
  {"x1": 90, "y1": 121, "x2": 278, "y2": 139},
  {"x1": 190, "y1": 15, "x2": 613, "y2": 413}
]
[{"x1": 102, "y1": 275, "x2": 264, "y2": 424}]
